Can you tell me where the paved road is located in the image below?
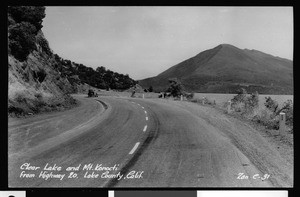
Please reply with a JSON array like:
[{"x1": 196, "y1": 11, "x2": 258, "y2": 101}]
[{"x1": 8, "y1": 95, "x2": 282, "y2": 187}]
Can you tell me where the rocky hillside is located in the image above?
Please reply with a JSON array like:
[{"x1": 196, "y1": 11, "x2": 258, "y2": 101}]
[
  {"x1": 8, "y1": 6, "x2": 137, "y2": 117},
  {"x1": 8, "y1": 6, "x2": 90, "y2": 117},
  {"x1": 8, "y1": 8, "x2": 72, "y2": 116},
  {"x1": 139, "y1": 44, "x2": 293, "y2": 94}
]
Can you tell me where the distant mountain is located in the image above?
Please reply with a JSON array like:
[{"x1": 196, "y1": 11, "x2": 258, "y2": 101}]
[{"x1": 139, "y1": 44, "x2": 293, "y2": 94}]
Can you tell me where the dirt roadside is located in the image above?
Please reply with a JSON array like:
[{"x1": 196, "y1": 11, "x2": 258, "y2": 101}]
[
  {"x1": 162, "y1": 99, "x2": 293, "y2": 187},
  {"x1": 8, "y1": 95, "x2": 108, "y2": 156}
]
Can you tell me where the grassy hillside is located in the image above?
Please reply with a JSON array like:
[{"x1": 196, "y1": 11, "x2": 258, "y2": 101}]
[{"x1": 139, "y1": 44, "x2": 293, "y2": 94}]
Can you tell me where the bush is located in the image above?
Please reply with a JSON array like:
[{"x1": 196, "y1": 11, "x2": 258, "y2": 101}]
[
  {"x1": 232, "y1": 88, "x2": 247, "y2": 103},
  {"x1": 190, "y1": 98, "x2": 201, "y2": 103},
  {"x1": 36, "y1": 33, "x2": 52, "y2": 55},
  {"x1": 33, "y1": 69, "x2": 47, "y2": 83},
  {"x1": 167, "y1": 78, "x2": 184, "y2": 98},
  {"x1": 231, "y1": 89, "x2": 259, "y2": 114},
  {"x1": 190, "y1": 97, "x2": 216, "y2": 106},
  {"x1": 9, "y1": 22, "x2": 37, "y2": 61},
  {"x1": 30, "y1": 99, "x2": 47, "y2": 112},
  {"x1": 244, "y1": 91, "x2": 259, "y2": 113},
  {"x1": 15, "y1": 93, "x2": 27, "y2": 103},
  {"x1": 231, "y1": 88, "x2": 247, "y2": 112},
  {"x1": 8, "y1": 6, "x2": 46, "y2": 32},
  {"x1": 280, "y1": 100, "x2": 293, "y2": 129},
  {"x1": 185, "y1": 92, "x2": 194, "y2": 100},
  {"x1": 264, "y1": 96, "x2": 279, "y2": 113},
  {"x1": 252, "y1": 108, "x2": 279, "y2": 129},
  {"x1": 8, "y1": 106, "x2": 25, "y2": 117},
  {"x1": 264, "y1": 97, "x2": 293, "y2": 128},
  {"x1": 252, "y1": 97, "x2": 293, "y2": 131}
]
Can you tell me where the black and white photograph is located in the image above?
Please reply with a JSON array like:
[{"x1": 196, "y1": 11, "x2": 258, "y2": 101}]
[{"x1": 7, "y1": 6, "x2": 293, "y2": 187}]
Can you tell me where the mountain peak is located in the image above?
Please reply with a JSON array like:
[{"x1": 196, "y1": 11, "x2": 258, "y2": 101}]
[
  {"x1": 217, "y1": 43, "x2": 240, "y2": 49},
  {"x1": 139, "y1": 44, "x2": 293, "y2": 94},
  {"x1": 219, "y1": 43, "x2": 234, "y2": 47}
]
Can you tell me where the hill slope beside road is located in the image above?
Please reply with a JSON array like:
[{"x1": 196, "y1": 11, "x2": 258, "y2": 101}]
[
  {"x1": 8, "y1": 6, "x2": 136, "y2": 117},
  {"x1": 8, "y1": 96, "x2": 292, "y2": 187},
  {"x1": 139, "y1": 44, "x2": 293, "y2": 94}
]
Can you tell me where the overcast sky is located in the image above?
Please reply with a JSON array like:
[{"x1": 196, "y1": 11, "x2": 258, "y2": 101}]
[{"x1": 42, "y1": 6, "x2": 293, "y2": 80}]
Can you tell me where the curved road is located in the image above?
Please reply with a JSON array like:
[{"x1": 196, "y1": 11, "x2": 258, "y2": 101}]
[{"x1": 8, "y1": 95, "x2": 291, "y2": 187}]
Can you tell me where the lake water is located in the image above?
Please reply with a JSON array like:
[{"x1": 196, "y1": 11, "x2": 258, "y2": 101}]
[{"x1": 194, "y1": 93, "x2": 293, "y2": 107}]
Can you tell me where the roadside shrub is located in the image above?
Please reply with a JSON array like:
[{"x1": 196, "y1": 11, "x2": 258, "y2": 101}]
[
  {"x1": 244, "y1": 91, "x2": 259, "y2": 113},
  {"x1": 263, "y1": 97, "x2": 293, "y2": 130},
  {"x1": 30, "y1": 99, "x2": 47, "y2": 112},
  {"x1": 264, "y1": 119, "x2": 279, "y2": 130},
  {"x1": 231, "y1": 102, "x2": 244, "y2": 112},
  {"x1": 8, "y1": 106, "x2": 25, "y2": 117},
  {"x1": 231, "y1": 89, "x2": 259, "y2": 114},
  {"x1": 9, "y1": 22, "x2": 37, "y2": 61},
  {"x1": 231, "y1": 88, "x2": 247, "y2": 112},
  {"x1": 252, "y1": 97, "x2": 293, "y2": 131},
  {"x1": 185, "y1": 92, "x2": 194, "y2": 100},
  {"x1": 204, "y1": 97, "x2": 216, "y2": 105},
  {"x1": 264, "y1": 96, "x2": 279, "y2": 113},
  {"x1": 252, "y1": 107, "x2": 279, "y2": 129},
  {"x1": 280, "y1": 100, "x2": 293, "y2": 129},
  {"x1": 232, "y1": 88, "x2": 247, "y2": 103},
  {"x1": 190, "y1": 98, "x2": 200, "y2": 103},
  {"x1": 190, "y1": 97, "x2": 216, "y2": 106}
]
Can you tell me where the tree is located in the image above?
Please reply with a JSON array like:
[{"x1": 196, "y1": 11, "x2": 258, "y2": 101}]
[
  {"x1": 96, "y1": 66, "x2": 106, "y2": 74},
  {"x1": 8, "y1": 6, "x2": 46, "y2": 32},
  {"x1": 9, "y1": 22, "x2": 37, "y2": 61},
  {"x1": 50, "y1": 53, "x2": 136, "y2": 91},
  {"x1": 148, "y1": 86, "x2": 153, "y2": 92},
  {"x1": 167, "y1": 78, "x2": 184, "y2": 97}
]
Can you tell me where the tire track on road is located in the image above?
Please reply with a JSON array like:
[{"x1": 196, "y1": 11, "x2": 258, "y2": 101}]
[
  {"x1": 9, "y1": 98, "x2": 110, "y2": 161},
  {"x1": 105, "y1": 102, "x2": 159, "y2": 187}
]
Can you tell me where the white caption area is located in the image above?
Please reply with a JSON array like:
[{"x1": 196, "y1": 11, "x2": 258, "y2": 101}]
[
  {"x1": 197, "y1": 191, "x2": 288, "y2": 197},
  {"x1": 108, "y1": 190, "x2": 114, "y2": 197}
]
